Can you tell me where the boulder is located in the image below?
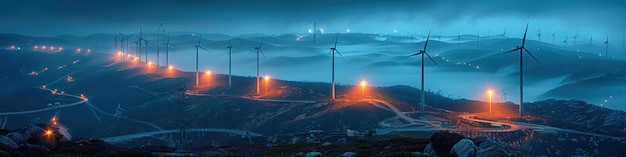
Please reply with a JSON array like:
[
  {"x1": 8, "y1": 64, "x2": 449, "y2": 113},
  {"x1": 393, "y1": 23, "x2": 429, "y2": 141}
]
[
  {"x1": 6, "y1": 132, "x2": 25, "y2": 145},
  {"x1": 450, "y1": 139, "x2": 476, "y2": 157},
  {"x1": 305, "y1": 151, "x2": 322, "y2": 157},
  {"x1": 342, "y1": 151, "x2": 356, "y2": 157},
  {"x1": 477, "y1": 138, "x2": 498, "y2": 149},
  {"x1": 321, "y1": 142, "x2": 331, "y2": 146},
  {"x1": 0, "y1": 135, "x2": 18, "y2": 148},
  {"x1": 423, "y1": 143, "x2": 435, "y2": 155},
  {"x1": 473, "y1": 136, "x2": 488, "y2": 145}
]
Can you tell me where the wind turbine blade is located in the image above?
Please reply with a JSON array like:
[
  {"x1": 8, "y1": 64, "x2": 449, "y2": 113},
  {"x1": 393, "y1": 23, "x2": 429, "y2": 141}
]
[
  {"x1": 424, "y1": 52, "x2": 439, "y2": 67},
  {"x1": 522, "y1": 23, "x2": 529, "y2": 46},
  {"x1": 258, "y1": 37, "x2": 264, "y2": 48},
  {"x1": 408, "y1": 52, "x2": 422, "y2": 57},
  {"x1": 523, "y1": 48, "x2": 541, "y2": 64},
  {"x1": 260, "y1": 49, "x2": 266, "y2": 58},
  {"x1": 335, "y1": 50, "x2": 346, "y2": 61},
  {"x1": 503, "y1": 48, "x2": 520, "y2": 54},
  {"x1": 199, "y1": 46, "x2": 210, "y2": 53},
  {"x1": 424, "y1": 30, "x2": 431, "y2": 50}
]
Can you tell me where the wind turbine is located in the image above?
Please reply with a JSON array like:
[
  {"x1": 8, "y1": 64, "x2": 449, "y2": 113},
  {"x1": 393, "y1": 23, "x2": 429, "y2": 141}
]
[
  {"x1": 408, "y1": 30, "x2": 438, "y2": 112},
  {"x1": 113, "y1": 34, "x2": 119, "y2": 55},
  {"x1": 589, "y1": 35, "x2": 593, "y2": 50},
  {"x1": 501, "y1": 29, "x2": 506, "y2": 40},
  {"x1": 563, "y1": 35, "x2": 568, "y2": 52},
  {"x1": 194, "y1": 35, "x2": 210, "y2": 87},
  {"x1": 438, "y1": 32, "x2": 442, "y2": 42},
  {"x1": 573, "y1": 34, "x2": 578, "y2": 45},
  {"x1": 477, "y1": 31, "x2": 480, "y2": 49},
  {"x1": 503, "y1": 23, "x2": 541, "y2": 117},
  {"x1": 254, "y1": 38, "x2": 267, "y2": 94},
  {"x1": 156, "y1": 22, "x2": 166, "y2": 67},
  {"x1": 537, "y1": 29, "x2": 541, "y2": 42},
  {"x1": 226, "y1": 37, "x2": 233, "y2": 89},
  {"x1": 164, "y1": 33, "x2": 176, "y2": 67},
  {"x1": 552, "y1": 32, "x2": 556, "y2": 45},
  {"x1": 329, "y1": 33, "x2": 345, "y2": 101},
  {"x1": 603, "y1": 35, "x2": 610, "y2": 57},
  {"x1": 309, "y1": 22, "x2": 317, "y2": 45},
  {"x1": 119, "y1": 34, "x2": 126, "y2": 60},
  {"x1": 137, "y1": 27, "x2": 144, "y2": 61},
  {"x1": 457, "y1": 30, "x2": 461, "y2": 49}
]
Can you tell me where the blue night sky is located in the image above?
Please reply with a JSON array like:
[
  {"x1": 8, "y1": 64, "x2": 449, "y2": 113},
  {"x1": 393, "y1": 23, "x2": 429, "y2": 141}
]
[{"x1": 1, "y1": 0, "x2": 625, "y2": 41}]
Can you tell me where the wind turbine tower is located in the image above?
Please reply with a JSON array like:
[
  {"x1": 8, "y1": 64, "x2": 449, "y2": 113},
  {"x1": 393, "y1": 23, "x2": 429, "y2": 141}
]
[
  {"x1": 329, "y1": 33, "x2": 345, "y2": 101},
  {"x1": 563, "y1": 36, "x2": 568, "y2": 52},
  {"x1": 603, "y1": 35, "x2": 610, "y2": 57},
  {"x1": 589, "y1": 35, "x2": 593, "y2": 50},
  {"x1": 227, "y1": 38, "x2": 233, "y2": 89},
  {"x1": 254, "y1": 38, "x2": 267, "y2": 94},
  {"x1": 193, "y1": 35, "x2": 210, "y2": 87},
  {"x1": 503, "y1": 23, "x2": 541, "y2": 117},
  {"x1": 408, "y1": 30, "x2": 439, "y2": 112},
  {"x1": 477, "y1": 31, "x2": 480, "y2": 49},
  {"x1": 537, "y1": 29, "x2": 541, "y2": 42},
  {"x1": 157, "y1": 22, "x2": 166, "y2": 67}
]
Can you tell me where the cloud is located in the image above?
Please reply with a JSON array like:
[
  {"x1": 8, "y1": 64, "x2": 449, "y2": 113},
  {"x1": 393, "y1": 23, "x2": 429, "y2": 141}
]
[{"x1": 0, "y1": 0, "x2": 624, "y2": 37}]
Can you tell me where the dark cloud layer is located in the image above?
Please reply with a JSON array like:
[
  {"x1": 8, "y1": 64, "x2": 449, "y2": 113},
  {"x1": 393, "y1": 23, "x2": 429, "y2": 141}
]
[{"x1": 1, "y1": 0, "x2": 624, "y2": 38}]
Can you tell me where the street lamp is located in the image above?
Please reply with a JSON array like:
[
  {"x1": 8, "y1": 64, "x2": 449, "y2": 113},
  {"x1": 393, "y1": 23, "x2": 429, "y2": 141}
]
[
  {"x1": 360, "y1": 80, "x2": 367, "y2": 96},
  {"x1": 264, "y1": 75, "x2": 270, "y2": 94},
  {"x1": 487, "y1": 89, "x2": 494, "y2": 113}
]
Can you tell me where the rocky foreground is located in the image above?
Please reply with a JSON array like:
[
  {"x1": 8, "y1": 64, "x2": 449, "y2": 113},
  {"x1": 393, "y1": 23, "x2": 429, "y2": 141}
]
[{"x1": 1, "y1": 123, "x2": 512, "y2": 157}]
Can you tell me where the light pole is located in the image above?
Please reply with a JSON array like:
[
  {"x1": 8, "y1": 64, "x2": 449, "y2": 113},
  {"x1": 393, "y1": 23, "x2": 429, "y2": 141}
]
[
  {"x1": 205, "y1": 70, "x2": 211, "y2": 87},
  {"x1": 488, "y1": 89, "x2": 494, "y2": 113},
  {"x1": 264, "y1": 75, "x2": 270, "y2": 94},
  {"x1": 360, "y1": 80, "x2": 367, "y2": 97}
]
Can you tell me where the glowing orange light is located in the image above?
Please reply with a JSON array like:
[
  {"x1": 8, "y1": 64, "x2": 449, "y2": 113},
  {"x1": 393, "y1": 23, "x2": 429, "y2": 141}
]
[
  {"x1": 45, "y1": 129, "x2": 53, "y2": 136},
  {"x1": 42, "y1": 46, "x2": 46, "y2": 49},
  {"x1": 50, "y1": 46, "x2": 54, "y2": 50},
  {"x1": 50, "y1": 116, "x2": 58, "y2": 125},
  {"x1": 127, "y1": 54, "x2": 132, "y2": 57},
  {"x1": 264, "y1": 75, "x2": 270, "y2": 94},
  {"x1": 10, "y1": 45, "x2": 15, "y2": 49},
  {"x1": 134, "y1": 57, "x2": 138, "y2": 61},
  {"x1": 117, "y1": 51, "x2": 122, "y2": 55},
  {"x1": 34, "y1": 46, "x2": 38, "y2": 49},
  {"x1": 487, "y1": 89, "x2": 494, "y2": 113},
  {"x1": 206, "y1": 71, "x2": 211, "y2": 75},
  {"x1": 77, "y1": 48, "x2": 81, "y2": 52},
  {"x1": 168, "y1": 66, "x2": 174, "y2": 70},
  {"x1": 360, "y1": 80, "x2": 367, "y2": 96},
  {"x1": 148, "y1": 62, "x2": 153, "y2": 67},
  {"x1": 59, "y1": 47, "x2": 63, "y2": 50}
]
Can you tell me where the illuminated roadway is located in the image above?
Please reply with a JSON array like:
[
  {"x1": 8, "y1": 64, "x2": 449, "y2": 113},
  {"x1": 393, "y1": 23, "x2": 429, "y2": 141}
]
[
  {"x1": 368, "y1": 99, "x2": 626, "y2": 140},
  {"x1": 0, "y1": 88, "x2": 87, "y2": 116}
]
